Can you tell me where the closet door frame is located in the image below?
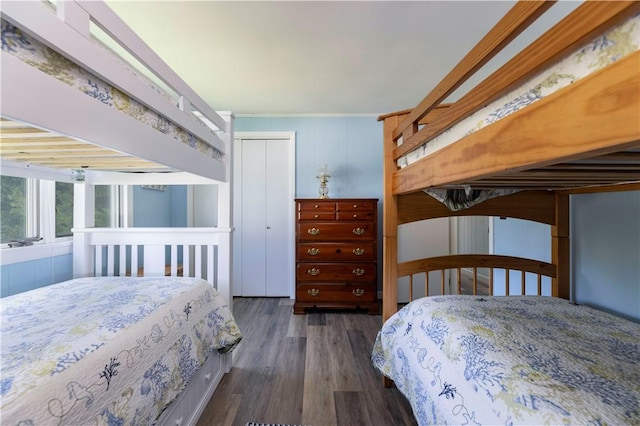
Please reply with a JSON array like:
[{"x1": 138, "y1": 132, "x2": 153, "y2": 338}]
[{"x1": 233, "y1": 131, "x2": 296, "y2": 298}]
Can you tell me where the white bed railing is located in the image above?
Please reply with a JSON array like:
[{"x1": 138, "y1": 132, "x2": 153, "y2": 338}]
[
  {"x1": 73, "y1": 227, "x2": 233, "y2": 305},
  {"x1": 1, "y1": 0, "x2": 230, "y2": 182}
]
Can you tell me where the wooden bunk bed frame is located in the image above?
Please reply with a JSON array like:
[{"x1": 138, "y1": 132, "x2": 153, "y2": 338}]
[
  {"x1": 1, "y1": 1, "x2": 235, "y2": 424},
  {"x1": 379, "y1": 0, "x2": 640, "y2": 327}
]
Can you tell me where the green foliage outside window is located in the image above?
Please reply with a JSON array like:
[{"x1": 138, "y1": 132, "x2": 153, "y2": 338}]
[
  {"x1": 95, "y1": 185, "x2": 112, "y2": 227},
  {"x1": 0, "y1": 175, "x2": 27, "y2": 243},
  {"x1": 55, "y1": 181, "x2": 73, "y2": 237}
]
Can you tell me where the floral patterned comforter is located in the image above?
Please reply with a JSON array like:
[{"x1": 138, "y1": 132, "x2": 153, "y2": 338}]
[
  {"x1": 0, "y1": 276, "x2": 242, "y2": 425},
  {"x1": 372, "y1": 296, "x2": 639, "y2": 425}
]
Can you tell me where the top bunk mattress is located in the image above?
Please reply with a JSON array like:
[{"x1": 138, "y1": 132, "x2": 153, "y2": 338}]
[
  {"x1": 1, "y1": 18, "x2": 223, "y2": 162},
  {"x1": 396, "y1": 13, "x2": 640, "y2": 170},
  {"x1": 1, "y1": 1, "x2": 230, "y2": 181}
]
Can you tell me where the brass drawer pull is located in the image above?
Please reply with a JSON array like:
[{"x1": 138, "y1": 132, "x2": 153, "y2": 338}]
[
  {"x1": 308, "y1": 288, "x2": 320, "y2": 296},
  {"x1": 352, "y1": 214, "x2": 358, "y2": 218},
  {"x1": 353, "y1": 204, "x2": 358, "y2": 208},
  {"x1": 353, "y1": 248, "x2": 365, "y2": 256},
  {"x1": 352, "y1": 227, "x2": 365, "y2": 236},
  {"x1": 307, "y1": 248, "x2": 320, "y2": 255},
  {"x1": 307, "y1": 227, "x2": 320, "y2": 236},
  {"x1": 352, "y1": 268, "x2": 365, "y2": 276},
  {"x1": 352, "y1": 289, "x2": 365, "y2": 297},
  {"x1": 307, "y1": 268, "x2": 320, "y2": 276}
]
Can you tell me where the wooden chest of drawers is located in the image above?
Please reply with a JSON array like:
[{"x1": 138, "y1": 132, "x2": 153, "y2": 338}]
[{"x1": 294, "y1": 198, "x2": 379, "y2": 314}]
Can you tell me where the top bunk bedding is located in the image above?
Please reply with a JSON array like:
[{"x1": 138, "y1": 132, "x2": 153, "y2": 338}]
[
  {"x1": 0, "y1": 0, "x2": 230, "y2": 182},
  {"x1": 384, "y1": 1, "x2": 640, "y2": 196},
  {"x1": 396, "y1": 12, "x2": 640, "y2": 171}
]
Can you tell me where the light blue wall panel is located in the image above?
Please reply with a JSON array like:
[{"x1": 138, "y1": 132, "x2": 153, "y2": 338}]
[
  {"x1": 236, "y1": 116, "x2": 382, "y2": 199},
  {"x1": 133, "y1": 186, "x2": 173, "y2": 226},
  {"x1": 133, "y1": 185, "x2": 187, "y2": 227},
  {"x1": 170, "y1": 185, "x2": 188, "y2": 227},
  {"x1": 492, "y1": 217, "x2": 551, "y2": 296},
  {"x1": 1, "y1": 253, "x2": 72, "y2": 298},
  {"x1": 571, "y1": 191, "x2": 639, "y2": 322}
]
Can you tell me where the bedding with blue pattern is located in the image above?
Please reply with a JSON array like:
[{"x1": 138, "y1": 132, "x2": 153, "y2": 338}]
[
  {"x1": 372, "y1": 296, "x2": 639, "y2": 425},
  {"x1": 0, "y1": 276, "x2": 242, "y2": 425}
]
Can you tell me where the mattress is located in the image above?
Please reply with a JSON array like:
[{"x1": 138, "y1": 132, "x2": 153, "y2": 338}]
[
  {"x1": 397, "y1": 13, "x2": 640, "y2": 169},
  {"x1": 0, "y1": 18, "x2": 222, "y2": 161},
  {"x1": 0, "y1": 276, "x2": 242, "y2": 425},
  {"x1": 372, "y1": 295, "x2": 640, "y2": 425}
]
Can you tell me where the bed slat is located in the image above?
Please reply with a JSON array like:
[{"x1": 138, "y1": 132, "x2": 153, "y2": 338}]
[{"x1": 398, "y1": 254, "x2": 555, "y2": 302}]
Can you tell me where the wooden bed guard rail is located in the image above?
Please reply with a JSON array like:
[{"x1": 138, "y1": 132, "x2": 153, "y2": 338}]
[
  {"x1": 398, "y1": 254, "x2": 556, "y2": 300},
  {"x1": 390, "y1": 1, "x2": 639, "y2": 156}
]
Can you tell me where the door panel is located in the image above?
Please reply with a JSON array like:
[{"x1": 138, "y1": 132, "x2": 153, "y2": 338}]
[
  {"x1": 265, "y1": 139, "x2": 291, "y2": 296},
  {"x1": 241, "y1": 139, "x2": 267, "y2": 296},
  {"x1": 234, "y1": 134, "x2": 295, "y2": 297}
]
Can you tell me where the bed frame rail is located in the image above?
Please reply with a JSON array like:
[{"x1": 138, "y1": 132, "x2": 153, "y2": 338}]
[
  {"x1": 391, "y1": 1, "x2": 639, "y2": 160},
  {"x1": 398, "y1": 254, "x2": 556, "y2": 301},
  {"x1": 73, "y1": 227, "x2": 233, "y2": 302}
]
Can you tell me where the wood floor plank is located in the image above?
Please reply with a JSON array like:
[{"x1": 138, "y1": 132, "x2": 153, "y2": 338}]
[
  {"x1": 197, "y1": 297, "x2": 416, "y2": 426},
  {"x1": 334, "y1": 391, "x2": 376, "y2": 426},
  {"x1": 262, "y1": 336, "x2": 306, "y2": 424}
]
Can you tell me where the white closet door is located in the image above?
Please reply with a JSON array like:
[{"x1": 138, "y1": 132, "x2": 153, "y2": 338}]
[
  {"x1": 241, "y1": 139, "x2": 268, "y2": 296},
  {"x1": 265, "y1": 139, "x2": 291, "y2": 296},
  {"x1": 234, "y1": 133, "x2": 295, "y2": 297}
]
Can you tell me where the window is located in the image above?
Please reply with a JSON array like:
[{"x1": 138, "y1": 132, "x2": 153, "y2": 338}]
[
  {"x1": 55, "y1": 181, "x2": 74, "y2": 237},
  {"x1": 0, "y1": 175, "x2": 28, "y2": 243},
  {"x1": 1, "y1": 175, "x2": 77, "y2": 244},
  {"x1": 95, "y1": 185, "x2": 114, "y2": 227}
]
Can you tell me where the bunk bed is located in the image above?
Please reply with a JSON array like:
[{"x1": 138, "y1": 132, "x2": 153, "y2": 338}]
[
  {"x1": 1, "y1": 1, "x2": 240, "y2": 425},
  {"x1": 372, "y1": 1, "x2": 640, "y2": 425}
]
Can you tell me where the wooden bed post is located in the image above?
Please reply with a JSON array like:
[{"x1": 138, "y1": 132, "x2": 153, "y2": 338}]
[
  {"x1": 382, "y1": 114, "x2": 401, "y2": 388},
  {"x1": 552, "y1": 193, "x2": 570, "y2": 299}
]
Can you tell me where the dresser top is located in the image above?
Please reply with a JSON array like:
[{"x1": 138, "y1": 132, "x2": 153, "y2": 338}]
[{"x1": 295, "y1": 198, "x2": 378, "y2": 202}]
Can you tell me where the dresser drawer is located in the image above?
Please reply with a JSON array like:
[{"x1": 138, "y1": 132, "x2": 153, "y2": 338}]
[
  {"x1": 298, "y1": 211, "x2": 336, "y2": 221},
  {"x1": 336, "y1": 201, "x2": 375, "y2": 212},
  {"x1": 298, "y1": 202, "x2": 336, "y2": 212},
  {"x1": 297, "y1": 222, "x2": 375, "y2": 241},
  {"x1": 296, "y1": 262, "x2": 376, "y2": 281},
  {"x1": 297, "y1": 242, "x2": 376, "y2": 261},
  {"x1": 336, "y1": 211, "x2": 376, "y2": 221},
  {"x1": 296, "y1": 283, "x2": 376, "y2": 303}
]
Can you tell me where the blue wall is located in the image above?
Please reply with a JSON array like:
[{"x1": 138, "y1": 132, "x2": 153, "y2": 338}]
[
  {"x1": 133, "y1": 185, "x2": 187, "y2": 227},
  {"x1": 1, "y1": 253, "x2": 72, "y2": 298},
  {"x1": 236, "y1": 116, "x2": 383, "y2": 199},
  {"x1": 492, "y1": 217, "x2": 552, "y2": 296},
  {"x1": 492, "y1": 191, "x2": 639, "y2": 322},
  {"x1": 571, "y1": 191, "x2": 639, "y2": 322}
]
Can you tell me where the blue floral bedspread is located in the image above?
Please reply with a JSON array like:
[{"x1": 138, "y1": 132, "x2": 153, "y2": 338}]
[
  {"x1": 372, "y1": 296, "x2": 639, "y2": 425},
  {"x1": 0, "y1": 276, "x2": 242, "y2": 425}
]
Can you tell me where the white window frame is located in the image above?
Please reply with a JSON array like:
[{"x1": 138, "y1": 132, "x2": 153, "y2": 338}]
[{"x1": 1, "y1": 160, "x2": 75, "y2": 265}]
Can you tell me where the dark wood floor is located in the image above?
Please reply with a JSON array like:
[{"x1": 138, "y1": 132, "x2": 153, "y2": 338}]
[{"x1": 197, "y1": 297, "x2": 417, "y2": 426}]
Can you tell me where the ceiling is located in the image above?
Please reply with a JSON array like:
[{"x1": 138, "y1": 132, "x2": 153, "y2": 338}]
[{"x1": 105, "y1": 1, "x2": 581, "y2": 116}]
